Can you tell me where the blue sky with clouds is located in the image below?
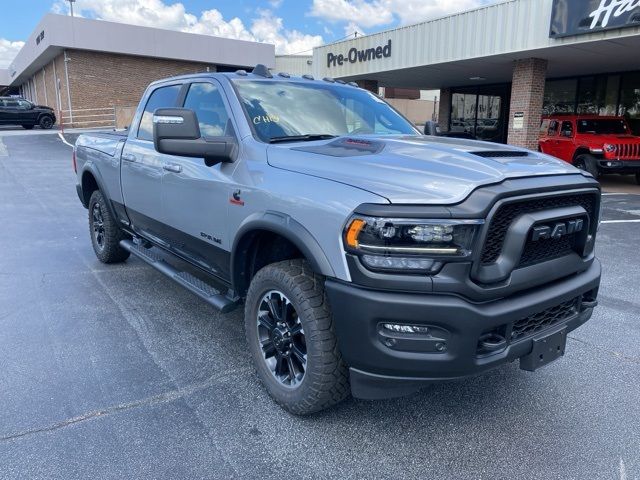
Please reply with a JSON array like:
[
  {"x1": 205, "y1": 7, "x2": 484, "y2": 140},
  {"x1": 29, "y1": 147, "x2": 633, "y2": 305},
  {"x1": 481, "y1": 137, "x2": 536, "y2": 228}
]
[{"x1": 0, "y1": 0, "x2": 497, "y2": 67}]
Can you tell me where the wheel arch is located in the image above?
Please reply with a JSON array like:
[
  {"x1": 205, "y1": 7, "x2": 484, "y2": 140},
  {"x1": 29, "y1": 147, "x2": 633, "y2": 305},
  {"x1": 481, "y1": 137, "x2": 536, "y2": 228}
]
[
  {"x1": 231, "y1": 212, "x2": 336, "y2": 297},
  {"x1": 79, "y1": 167, "x2": 119, "y2": 221}
]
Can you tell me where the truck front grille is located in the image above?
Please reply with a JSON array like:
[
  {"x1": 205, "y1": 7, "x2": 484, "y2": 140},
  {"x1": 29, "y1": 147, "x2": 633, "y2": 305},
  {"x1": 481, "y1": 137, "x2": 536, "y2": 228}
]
[
  {"x1": 480, "y1": 192, "x2": 597, "y2": 266},
  {"x1": 511, "y1": 297, "x2": 580, "y2": 341},
  {"x1": 614, "y1": 143, "x2": 640, "y2": 159}
]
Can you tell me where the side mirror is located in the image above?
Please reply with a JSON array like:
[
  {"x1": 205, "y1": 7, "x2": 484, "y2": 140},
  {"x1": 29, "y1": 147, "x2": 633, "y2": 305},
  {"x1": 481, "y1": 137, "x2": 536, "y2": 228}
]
[{"x1": 153, "y1": 108, "x2": 236, "y2": 166}]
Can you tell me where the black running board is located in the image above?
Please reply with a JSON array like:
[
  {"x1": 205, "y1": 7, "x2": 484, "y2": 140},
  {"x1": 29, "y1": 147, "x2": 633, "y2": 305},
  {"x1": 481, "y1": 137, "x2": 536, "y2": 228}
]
[{"x1": 120, "y1": 239, "x2": 238, "y2": 313}]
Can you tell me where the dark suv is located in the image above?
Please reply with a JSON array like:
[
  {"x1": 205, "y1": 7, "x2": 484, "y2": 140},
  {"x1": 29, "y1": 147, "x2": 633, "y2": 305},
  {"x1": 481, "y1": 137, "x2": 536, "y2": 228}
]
[{"x1": 0, "y1": 97, "x2": 56, "y2": 129}]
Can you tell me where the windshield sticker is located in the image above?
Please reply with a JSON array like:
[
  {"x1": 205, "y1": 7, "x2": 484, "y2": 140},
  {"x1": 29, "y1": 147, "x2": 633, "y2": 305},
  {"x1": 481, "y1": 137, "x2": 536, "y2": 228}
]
[{"x1": 253, "y1": 114, "x2": 280, "y2": 125}]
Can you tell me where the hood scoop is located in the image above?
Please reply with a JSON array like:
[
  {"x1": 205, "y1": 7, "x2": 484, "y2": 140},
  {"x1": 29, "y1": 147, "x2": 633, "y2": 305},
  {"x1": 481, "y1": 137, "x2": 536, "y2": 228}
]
[{"x1": 470, "y1": 150, "x2": 529, "y2": 158}]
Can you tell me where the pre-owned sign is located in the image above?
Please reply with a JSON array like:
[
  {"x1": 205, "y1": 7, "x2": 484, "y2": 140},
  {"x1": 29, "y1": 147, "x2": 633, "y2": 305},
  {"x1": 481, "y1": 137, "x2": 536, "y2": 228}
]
[
  {"x1": 327, "y1": 40, "x2": 392, "y2": 68},
  {"x1": 550, "y1": 0, "x2": 640, "y2": 38}
]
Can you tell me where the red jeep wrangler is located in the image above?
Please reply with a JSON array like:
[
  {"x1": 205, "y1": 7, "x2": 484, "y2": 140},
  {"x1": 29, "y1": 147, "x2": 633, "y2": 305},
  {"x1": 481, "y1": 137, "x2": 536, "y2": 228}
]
[{"x1": 539, "y1": 115, "x2": 640, "y2": 184}]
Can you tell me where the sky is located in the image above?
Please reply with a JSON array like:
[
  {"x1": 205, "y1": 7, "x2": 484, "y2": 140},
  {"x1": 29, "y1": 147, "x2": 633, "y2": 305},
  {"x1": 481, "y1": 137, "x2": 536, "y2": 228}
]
[{"x1": 0, "y1": 0, "x2": 497, "y2": 68}]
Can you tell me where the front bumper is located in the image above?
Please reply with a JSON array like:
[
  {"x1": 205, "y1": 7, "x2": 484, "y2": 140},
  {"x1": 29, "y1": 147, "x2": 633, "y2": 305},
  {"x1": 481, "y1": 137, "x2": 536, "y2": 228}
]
[
  {"x1": 598, "y1": 159, "x2": 640, "y2": 173},
  {"x1": 325, "y1": 259, "x2": 601, "y2": 400}
]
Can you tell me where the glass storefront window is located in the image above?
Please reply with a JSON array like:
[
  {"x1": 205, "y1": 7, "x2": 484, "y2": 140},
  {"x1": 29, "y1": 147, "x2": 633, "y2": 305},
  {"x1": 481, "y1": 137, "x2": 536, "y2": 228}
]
[
  {"x1": 476, "y1": 95, "x2": 502, "y2": 142},
  {"x1": 577, "y1": 76, "x2": 606, "y2": 114},
  {"x1": 619, "y1": 73, "x2": 640, "y2": 135},
  {"x1": 451, "y1": 93, "x2": 476, "y2": 135},
  {"x1": 543, "y1": 79, "x2": 577, "y2": 115}
]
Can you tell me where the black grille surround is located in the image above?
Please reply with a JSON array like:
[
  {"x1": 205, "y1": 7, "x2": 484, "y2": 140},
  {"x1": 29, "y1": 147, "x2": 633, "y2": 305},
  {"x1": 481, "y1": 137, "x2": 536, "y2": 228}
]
[
  {"x1": 480, "y1": 192, "x2": 598, "y2": 266},
  {"x1": 511, "y1": 297, "x2": 580, "y2": 341}
]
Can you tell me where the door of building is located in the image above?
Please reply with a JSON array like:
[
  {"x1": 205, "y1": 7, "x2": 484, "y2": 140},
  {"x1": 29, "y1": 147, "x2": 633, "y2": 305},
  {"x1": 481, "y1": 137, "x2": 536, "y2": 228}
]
[{"x1": 450, "y1": 84, "x2": 511, "y2": 144}]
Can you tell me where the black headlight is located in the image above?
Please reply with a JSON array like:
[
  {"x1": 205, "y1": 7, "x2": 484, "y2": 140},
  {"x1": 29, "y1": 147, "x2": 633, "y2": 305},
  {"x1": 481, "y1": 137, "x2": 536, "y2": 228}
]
[{"x1": 343, "y1": 216, "x2": 483, "y2": 274}]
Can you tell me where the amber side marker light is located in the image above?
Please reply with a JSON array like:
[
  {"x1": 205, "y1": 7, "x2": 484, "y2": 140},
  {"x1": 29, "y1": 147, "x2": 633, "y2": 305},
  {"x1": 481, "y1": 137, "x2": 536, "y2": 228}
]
[{"x1": 345, "y1": 219, "x2": 366, "y2": 248}]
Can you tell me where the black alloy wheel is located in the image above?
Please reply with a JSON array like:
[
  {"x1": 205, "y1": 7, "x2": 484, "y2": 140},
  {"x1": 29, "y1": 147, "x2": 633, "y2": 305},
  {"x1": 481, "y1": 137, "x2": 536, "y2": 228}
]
[
  {"x1": 256, "y1": 290, "x2": 307, "y2": 388},
  {"x1": 91, "y1": 201, "x2": 106, "y2": 252}
]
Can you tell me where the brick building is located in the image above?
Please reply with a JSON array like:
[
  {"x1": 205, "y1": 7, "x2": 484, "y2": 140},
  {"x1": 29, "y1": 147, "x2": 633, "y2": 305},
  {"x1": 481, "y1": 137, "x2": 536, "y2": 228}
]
[
  {"x1": 2, "y1": 14, "x2": 274, "y2": 128},
  {"x1": 311, "y1": 0, "x2": 640, "y2": 149}
]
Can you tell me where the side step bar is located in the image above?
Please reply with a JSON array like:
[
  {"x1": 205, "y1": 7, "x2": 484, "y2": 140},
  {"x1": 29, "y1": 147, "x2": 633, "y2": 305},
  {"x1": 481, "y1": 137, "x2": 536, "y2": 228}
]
[{"x1": 120, "y1": 239, "x2": 238, "y2": 314}]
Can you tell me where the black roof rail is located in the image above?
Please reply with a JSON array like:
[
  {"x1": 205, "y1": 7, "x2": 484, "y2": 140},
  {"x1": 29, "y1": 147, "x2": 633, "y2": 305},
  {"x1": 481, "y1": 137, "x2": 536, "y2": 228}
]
[
  {"x1": 302, "y1": 74, "x2": 315, "y2": 80},
  {"x1": 235, "y1": 69, "x2": 248, "y2": 76},
  {"x1": 252, "y1": 64, "x2": 273, "y2": 78},
  {"x1": 277, "y1": 72, "x2": 291, "y2": 78}
]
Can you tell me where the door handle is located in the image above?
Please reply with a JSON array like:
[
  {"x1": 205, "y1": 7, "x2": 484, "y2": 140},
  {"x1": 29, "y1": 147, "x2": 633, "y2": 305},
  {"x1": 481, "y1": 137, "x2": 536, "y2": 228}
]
[
  {"x1": 163, "y1": 163, "x2": 182, "y2": 173},
  {"x1": 122, "y1": 153, "x2": 137, "y2": 162}
]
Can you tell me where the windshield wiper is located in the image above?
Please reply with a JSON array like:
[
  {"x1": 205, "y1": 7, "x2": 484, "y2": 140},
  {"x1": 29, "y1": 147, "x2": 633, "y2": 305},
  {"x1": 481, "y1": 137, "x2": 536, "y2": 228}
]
[{"x1": 268, "y1": 134, "x2": 337, "y2": 144}]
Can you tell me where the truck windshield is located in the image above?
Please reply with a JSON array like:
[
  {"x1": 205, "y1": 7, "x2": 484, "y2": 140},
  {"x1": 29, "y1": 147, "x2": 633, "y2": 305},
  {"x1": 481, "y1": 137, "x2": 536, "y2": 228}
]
[
  {"x1": 232, "y1": 79, "x2": 418, "y2": 143},
  {"x1": 577, "y1": 119, "x2": 629, "y2": 135}
]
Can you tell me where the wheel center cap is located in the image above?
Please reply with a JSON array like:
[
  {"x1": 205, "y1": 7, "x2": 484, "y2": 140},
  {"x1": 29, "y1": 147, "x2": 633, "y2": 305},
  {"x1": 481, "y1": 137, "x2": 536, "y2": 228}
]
[{"x1": 272, "y1": 328, "x2": 289, "y2": 352}]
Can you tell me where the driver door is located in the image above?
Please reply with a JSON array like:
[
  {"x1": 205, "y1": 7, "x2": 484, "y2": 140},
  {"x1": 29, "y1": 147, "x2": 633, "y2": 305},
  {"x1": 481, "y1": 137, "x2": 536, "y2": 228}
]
[{"x1": 160, "y1": 80, "x2": 236, "y2": 280}]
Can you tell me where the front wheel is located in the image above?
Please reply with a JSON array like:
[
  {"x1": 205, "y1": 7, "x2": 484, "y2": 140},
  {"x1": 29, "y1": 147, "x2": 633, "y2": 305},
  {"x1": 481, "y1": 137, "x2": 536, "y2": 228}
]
[
  {"x1": 574, "y1": 154, "x2": 600, "y2": 179},
  {"x1": 88, "y1": 190, "x2": 130, "y2": 263},
  {"x1": 39, "y1": 116, "x2": 54, "y2": 129},
  {"x1": 245, "y1": 259, "x2": 349, "y2": 415}
]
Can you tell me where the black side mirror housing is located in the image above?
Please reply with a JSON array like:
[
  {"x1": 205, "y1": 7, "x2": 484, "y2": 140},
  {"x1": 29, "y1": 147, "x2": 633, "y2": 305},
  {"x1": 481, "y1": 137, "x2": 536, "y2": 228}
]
[{"x1": 153, "y1": 108, "x2": 237, "y2": 166}]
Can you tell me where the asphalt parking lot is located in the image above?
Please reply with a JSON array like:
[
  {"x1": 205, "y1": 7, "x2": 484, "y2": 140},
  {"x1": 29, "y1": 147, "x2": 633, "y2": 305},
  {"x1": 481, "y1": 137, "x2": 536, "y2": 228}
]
[{"x1": 0, "y1": 130, "x2": 639, "y2": 480}]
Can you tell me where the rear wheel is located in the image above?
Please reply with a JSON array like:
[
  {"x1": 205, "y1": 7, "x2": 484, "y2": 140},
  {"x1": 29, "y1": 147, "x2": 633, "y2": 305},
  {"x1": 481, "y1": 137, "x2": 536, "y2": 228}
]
[
  {"x1": 21, "y1": 124, "x2": 34, "y2": 130},
  {"x1": 636, "y1": 173, "x2": 640, "y2": 185},
  {"x1": 245, "y1": 259, "x2": 349, "y2": 415},
  {"x1": 574, "y1": 154, "x2": 599, "y2": 179},
  {"x1": 39, "y1": 115, "x2": 54, "y2": 129},
  {"x1": 88, "y1": 190, "x2": 130, "y2": 263}
]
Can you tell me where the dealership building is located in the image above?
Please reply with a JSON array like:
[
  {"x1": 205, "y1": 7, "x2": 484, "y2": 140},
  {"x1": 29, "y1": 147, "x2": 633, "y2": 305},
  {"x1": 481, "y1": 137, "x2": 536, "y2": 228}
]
[
  {"x1": 2, "y1": 0, "x2": 640, "y2": 148},
  {"x1": 0, "y1": 13, "x2": 274, "y2": 128},
  {"x1": 312, "y1": 0, "x2": 640, "y2": 149}
]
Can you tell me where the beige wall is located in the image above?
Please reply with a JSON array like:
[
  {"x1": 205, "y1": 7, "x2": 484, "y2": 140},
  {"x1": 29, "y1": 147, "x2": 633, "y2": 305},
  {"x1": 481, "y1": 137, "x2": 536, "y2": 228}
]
[{"x1": 386, "y1": 98, "x2": 436, "y2": 126}]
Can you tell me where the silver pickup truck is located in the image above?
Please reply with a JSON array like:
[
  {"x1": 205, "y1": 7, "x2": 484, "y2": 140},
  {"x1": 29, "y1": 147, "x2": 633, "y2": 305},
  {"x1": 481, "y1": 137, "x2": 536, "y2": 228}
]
[{"x1": 74, "y1": 65, "x2": 601, "y2": 415}]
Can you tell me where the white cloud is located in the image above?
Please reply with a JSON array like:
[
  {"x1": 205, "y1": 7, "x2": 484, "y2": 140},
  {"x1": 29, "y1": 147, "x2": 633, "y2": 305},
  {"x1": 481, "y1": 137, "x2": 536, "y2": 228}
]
[
  {"x1": 310, "y1": 0, "x2": 489, "y2": 28},
  {"x1": 343, "y1": 21, "x2": 365, "y2": 38},
  {"x1": 309, "y1": 0, "x2": 393, "y2": 28},
  {"x1": 53, "y1": 0, "x2": 323, "y2": 54},
  {"x1": 0, "y1": 39, "x2": 24, "y2": 69}
]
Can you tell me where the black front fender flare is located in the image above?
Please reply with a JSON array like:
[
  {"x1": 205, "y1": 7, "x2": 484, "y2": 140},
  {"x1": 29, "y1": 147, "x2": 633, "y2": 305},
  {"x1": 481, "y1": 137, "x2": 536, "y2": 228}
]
[{"x1": 231, "y1": 212, "x2": 336, "y2": 293}]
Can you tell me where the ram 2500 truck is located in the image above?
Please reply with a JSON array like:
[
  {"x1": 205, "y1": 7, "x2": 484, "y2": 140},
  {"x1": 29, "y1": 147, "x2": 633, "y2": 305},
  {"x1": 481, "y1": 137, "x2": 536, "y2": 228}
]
[{"x1": 74, "y1": 65, "x2": 601, "y2": 415}]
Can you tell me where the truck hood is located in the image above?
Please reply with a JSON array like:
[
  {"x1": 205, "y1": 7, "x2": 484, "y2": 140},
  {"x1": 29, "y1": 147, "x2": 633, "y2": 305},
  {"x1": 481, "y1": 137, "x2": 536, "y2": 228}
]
[
  {"x1": 576, "y1": 134, "x2": 640, "y2": 144},
  {"x1": 266, "y1": 135, "x2": 579, "y2": 204}
]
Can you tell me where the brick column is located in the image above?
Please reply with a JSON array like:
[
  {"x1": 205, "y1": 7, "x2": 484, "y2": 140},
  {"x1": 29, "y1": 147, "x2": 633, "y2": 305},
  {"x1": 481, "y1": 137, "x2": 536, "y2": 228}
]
[
  {"x1": 356, "y1": 79, "x2": 379, "y2": 94},
  {"x1": 438, "y1": 88, "x2": 452, "y2": 132},
  {"x1": 507, "y1": 58, "x2": 547, "y2": 150}
]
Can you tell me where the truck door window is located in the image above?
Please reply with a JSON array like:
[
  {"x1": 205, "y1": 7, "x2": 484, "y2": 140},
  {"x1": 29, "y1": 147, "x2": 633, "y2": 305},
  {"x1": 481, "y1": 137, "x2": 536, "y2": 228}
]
[
  {"x1": 547, "y1": 120, "x2": 559, "y2": 136},
  {"x1": 183, "y1": 82, "x2": 230, "y2": 138},
  {"x1": 560, "y1": 121, "x2": 573, "y2": 137},
  {"x1": 137, "y1": 84, "x2": 181, "y2": 141}
]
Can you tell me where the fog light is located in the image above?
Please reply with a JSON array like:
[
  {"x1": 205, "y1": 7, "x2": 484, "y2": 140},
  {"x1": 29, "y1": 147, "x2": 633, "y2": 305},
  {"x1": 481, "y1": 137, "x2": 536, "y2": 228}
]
[{"x1": 382, "y1": 323, "x2": 430, "y2": 335}]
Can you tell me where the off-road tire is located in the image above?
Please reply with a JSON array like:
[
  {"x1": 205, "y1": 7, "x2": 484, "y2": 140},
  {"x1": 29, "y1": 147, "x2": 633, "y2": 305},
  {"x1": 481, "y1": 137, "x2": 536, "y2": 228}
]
[
  {"x1": 39, "y1": 115, "x2": 54, "y2": 129},
  {"x1": 574, "y1": 154, "x2": 600, "y2": 179},
  {"x1": 88, "y1": 190, "x2": 130, "y2": 263},
  {"x1": 245, "y1": 259, "x2": 349, "y2": 415},
  {"x1": 21, "y1": 124, "x2": 34, "y2": 130}
]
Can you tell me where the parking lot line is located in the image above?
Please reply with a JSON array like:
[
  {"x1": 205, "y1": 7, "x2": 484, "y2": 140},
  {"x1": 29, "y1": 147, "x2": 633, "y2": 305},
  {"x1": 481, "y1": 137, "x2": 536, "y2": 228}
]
[{"x1": 57, "y1": 132, "x2": 74, "y2": 148}]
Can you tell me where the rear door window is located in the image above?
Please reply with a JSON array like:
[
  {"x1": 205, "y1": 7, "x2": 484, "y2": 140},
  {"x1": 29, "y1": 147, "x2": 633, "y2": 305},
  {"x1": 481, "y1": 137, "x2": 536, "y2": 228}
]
[
  {"x1": 560, "y1": 121, "x2": 573, "y2": 137},
  {"x1": 137, "y1": 84, "x2": 181, "y2": 141}
]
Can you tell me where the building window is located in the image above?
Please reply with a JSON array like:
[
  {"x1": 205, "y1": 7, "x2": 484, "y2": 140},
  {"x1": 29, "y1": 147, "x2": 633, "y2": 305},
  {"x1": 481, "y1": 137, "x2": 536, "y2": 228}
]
[
  {"x1": 619, "y1": 72, "x2": 640, "y2": 135},
  {"x1": 543, "y1": 79, "x2": 577, "y2": 115}
]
